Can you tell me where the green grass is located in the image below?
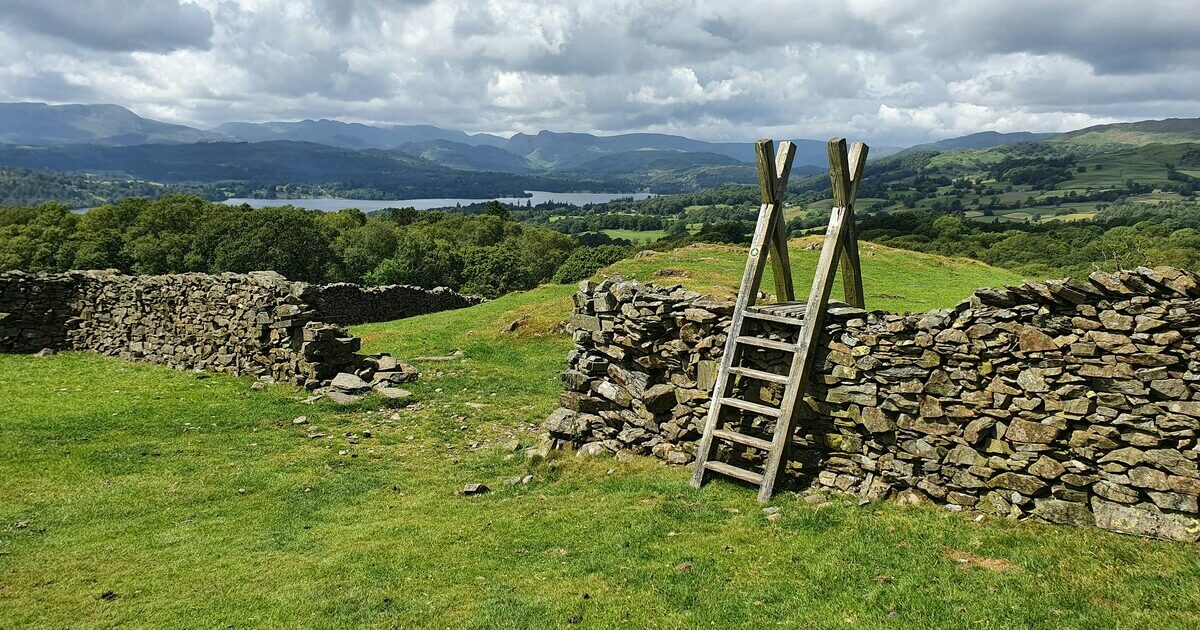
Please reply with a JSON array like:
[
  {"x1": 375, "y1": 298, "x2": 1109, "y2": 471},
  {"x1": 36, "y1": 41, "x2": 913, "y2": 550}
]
[
  {"x1": 605, "y1": 237, "x2": 1025, "y2": 312},
  {"x1": 599, "y1": 228, "x2": 668, "y2": 243},
  {"x1": 2, "y1": 247, "x2": 1199, "y2": 628}
]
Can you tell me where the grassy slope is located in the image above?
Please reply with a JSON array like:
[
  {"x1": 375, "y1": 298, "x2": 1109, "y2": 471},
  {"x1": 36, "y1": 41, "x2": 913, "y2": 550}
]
[
  {"x1": 2, "y1": 245, "x2": 1198, "y2": 629},
  {"x1": 606, "y1": 237, "x2": 1025, "y2": 312}
]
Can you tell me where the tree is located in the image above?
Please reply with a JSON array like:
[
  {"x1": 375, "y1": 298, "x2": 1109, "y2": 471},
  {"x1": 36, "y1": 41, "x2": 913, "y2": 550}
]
[
  {"x1": 71, "y1": 199, "x2": 145, "y2": 270},
  {"x1": 205, "y1": 205, "x2": 335, "y2": 282},
  {"x1": 365, "y1": 232, "x2": 459, "y2": 288},
  {"x1": 552, "y1": 245, "x2": 629, "y2": 283},
  {"x1": 482, "y1": 200, "x2": 510, "y2": 220},
  {"x1": 337, "y1": 220, "x2": 401, "y2": 281},
  {"x1": 0, "y1": 203, "x2": 78, "y2": 272},
  {"x1": 460, "y1": 246, "x2": 534, "y2": 298},
  {"x1": 123, "y1": 194, "x2": 213, "y2": 274}
]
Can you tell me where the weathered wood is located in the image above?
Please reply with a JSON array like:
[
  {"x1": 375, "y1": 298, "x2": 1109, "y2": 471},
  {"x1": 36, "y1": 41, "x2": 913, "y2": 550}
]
[
  {"x1": 847, "y1": 141, "x2": 869, "y2": 200},
  {"x1": 727, "y1": 366, "x2": 790, "y2": 384},
  {"x1": 767, "y1": 141, "x2": 797, "y2": 302},
  {"x1": 720, "y1": 396, "x2": 784, "y2": 418},
  {"x1": 827, "y1": 138, "x2": 852, "y2": 212},
  {"x1": 693, "y1": 136, "x2": 869, "y2": 501},
  {"x1": 735, "y1": 335, "x2": 797, "y2": 352},
  {"x1": 758, "y1": 201, "x2": 851, "y2": 501},
  {"x1": 691, "y1": 139, "x2": 791, "y2": 489},
  {"x1": 712, "y1": 428, "x2": 774, "y2": 451},
  {"x1": 837, "y1": 142, "x2": 870, "y2": 308},
  {"x1": 754, "y1": 139, "x2": 777, "y2": 205},
  {"x1": 704, "y1": 461, "x2": 764, "y2": 485}
]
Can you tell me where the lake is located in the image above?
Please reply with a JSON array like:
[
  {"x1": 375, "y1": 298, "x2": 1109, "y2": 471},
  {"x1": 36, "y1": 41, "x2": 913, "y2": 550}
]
[{"x1": 221, "y1": 190, "x2": 656, "y2": 212}]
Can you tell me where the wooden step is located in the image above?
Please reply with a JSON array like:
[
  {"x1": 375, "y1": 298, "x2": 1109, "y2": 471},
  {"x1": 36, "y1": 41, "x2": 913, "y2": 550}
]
[
  {"x1": 719, "y1": 396, "x2": 783, "y2": 418},
  {"x1": 735, "y1": 335, "x2": 796, "y2": 352},
  {"x1": 704, "y1": 461, "x2": 765, "y2": 485},
  {"x1": 728, "y1": 366, "x2": 790, "y2": 385},
  {"x1": 742, "y1": 309, "x2": 804, "y2": 325},
  {"x1": 712, "y1": 429, "x2": 773, "y2": 451}
]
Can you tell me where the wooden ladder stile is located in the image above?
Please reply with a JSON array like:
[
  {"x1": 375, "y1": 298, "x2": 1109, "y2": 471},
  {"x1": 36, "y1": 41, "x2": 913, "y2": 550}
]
[{"x1": 690, "y1": 136, "x2": 869, "y2": 501}]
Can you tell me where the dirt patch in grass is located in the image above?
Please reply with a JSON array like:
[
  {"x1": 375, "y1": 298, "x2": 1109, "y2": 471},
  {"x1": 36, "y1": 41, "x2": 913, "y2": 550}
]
[{"x1": 941, "y1": 548, "x2": 1018, "y2": 573}]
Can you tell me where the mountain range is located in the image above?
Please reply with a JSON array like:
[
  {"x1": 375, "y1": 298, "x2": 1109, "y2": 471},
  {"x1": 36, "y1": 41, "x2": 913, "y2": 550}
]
[
  {"x1": 0, "y1": 102, "x2": 828, "y2": 173},
  {"x1": 1, "y1": 102, "x2": 1198, "y2": 202},
  {"x1": 0, "y1": 102, "x2": 224, "y2": 145}
]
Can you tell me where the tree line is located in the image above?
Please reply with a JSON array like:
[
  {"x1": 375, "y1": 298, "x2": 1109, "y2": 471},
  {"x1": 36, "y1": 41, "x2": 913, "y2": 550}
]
[
  {"x1": 0, "y1": 196, "x2": 626, "y2": 298},
  {"x1": 858, "y1": 201, "x2": 1200, "y2": 277}
]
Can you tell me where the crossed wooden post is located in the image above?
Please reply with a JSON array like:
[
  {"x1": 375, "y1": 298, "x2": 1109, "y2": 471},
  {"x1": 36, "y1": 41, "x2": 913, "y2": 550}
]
[
  {"x1": 690, "y1": 136, "x2": 870, "y2": 501},
  {"x1": 740, "y1": 137, "x2": 868, "y2": 311}
]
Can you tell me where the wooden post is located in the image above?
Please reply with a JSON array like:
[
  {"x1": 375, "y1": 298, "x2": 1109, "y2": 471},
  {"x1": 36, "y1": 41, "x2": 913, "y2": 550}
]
[
  {"x1": 836, "y1": 142, "x2": 869, "y2": 308},
  {"x1": 767, "y1": 141, "x2": 797, "y2": 303}
]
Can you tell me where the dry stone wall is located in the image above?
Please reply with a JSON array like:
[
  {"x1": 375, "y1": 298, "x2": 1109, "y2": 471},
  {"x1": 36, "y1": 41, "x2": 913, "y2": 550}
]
[
  {"x1": 307, "y1": 283, "x2": 484, "y2": 325},
  {"x1": 547, "y1": 267, "x2": 1200, "y2": 541},
  {"x1": 0, "y1": 270, "x2": 479, "y2": 386}
]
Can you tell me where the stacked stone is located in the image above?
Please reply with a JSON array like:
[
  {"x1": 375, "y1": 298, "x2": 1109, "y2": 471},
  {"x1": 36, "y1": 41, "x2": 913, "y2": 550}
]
[
  {"x1": 60, "y1": 270, "x2": 316, "y2": 382},
  {"x1": 0, "y1": 269, "x2": 476, "y2": 389},
  {"x1": 298, "y1": 321, "x2": 362, "y2": 384},
  {"x1": 547, "y1": 267, "x2": 1200, "y2": 541},
  {"x1": 306, "y1": 283, "x2": 485, "y2": 325},
  {"x1": 549, "y1": 278, "x2": 734, "y2": 465},
  {"x1": 0, "y1": 270, "x2": 81, "y2": 352}
]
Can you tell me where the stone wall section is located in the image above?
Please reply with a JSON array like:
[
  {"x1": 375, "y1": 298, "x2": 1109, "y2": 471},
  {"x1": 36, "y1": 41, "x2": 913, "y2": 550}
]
[
  {"x1": 307, "y1": 283, "x2": 484, "y2": 325},
  {"x1": 547, "y1": 267, "x2": 1200, "y2": 541},
  {"x1": 0, "y1": 270, "x2": 479, "y2": 386}
]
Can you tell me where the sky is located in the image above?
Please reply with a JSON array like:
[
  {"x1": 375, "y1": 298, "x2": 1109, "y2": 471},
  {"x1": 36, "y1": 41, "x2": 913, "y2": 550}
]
[{"x1": 0, "y1": 0, "x2": 1197, "y2": 147}]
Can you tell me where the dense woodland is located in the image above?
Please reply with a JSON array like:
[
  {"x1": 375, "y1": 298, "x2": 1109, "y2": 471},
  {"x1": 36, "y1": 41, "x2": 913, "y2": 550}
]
[{"x1": 0, "y1": 196, "x2": 625, "y2": 297}]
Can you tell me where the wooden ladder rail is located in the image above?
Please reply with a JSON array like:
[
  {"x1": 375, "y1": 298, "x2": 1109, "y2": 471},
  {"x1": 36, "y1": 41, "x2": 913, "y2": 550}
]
[
  {"x1": 689, "y1": 138, "x2": 796, "y2": 490},
  {"x1": 690, "y1": 137, "x2": 869, "y2": 501}
]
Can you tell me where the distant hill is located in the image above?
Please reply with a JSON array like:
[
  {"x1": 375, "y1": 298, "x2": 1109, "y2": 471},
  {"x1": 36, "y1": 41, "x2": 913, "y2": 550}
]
[
  {"x1": 0, "y1": 141, "x2": 546, "y2": 198},
  {"x1": 395, "y1": 139, "x2": 532, "y2": 173},
  {"x1": 0, "y1": 102, "x2": 223, "y2": 146},
  {"x1": 501, "y1": 130, "x2": 832, "y2": 169},
  {"x1": 1052, "y1": 118, "x2": 1200, "y2": 147},
  {"x1": 212, "y1": 119, "x2": 507, "y2": 150},
  {"x1": 900, "y1": 131, "x2": 1055, "y2": 155},
  {"x1": 569, "y1": 149, "x2": 746, "y2": 175}
]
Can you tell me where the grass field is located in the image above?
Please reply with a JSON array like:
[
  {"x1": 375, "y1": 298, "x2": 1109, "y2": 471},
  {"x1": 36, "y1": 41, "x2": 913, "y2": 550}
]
[
  {"x1": 606, "y1": 237, "x2": 1025, "y2": 312},
  {"x1": 2, "y1": 243, "x2": 1199, "y2": 628},
  {"x1": 599, "y1": 228, "x2": 668, "y2": 243}
]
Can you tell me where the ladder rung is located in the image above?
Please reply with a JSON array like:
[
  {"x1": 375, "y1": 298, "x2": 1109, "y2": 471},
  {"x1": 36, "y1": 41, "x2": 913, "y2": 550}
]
[
  {"x1": 704, "y1": 461, "x2": 765, "y2": 485},
  {"x1": 742, "y1": 310, "x2": 804, "y2": 325},
  {"x1": 728, "y1": 366, "x2": 790, "y2": 385},
  {"x1": 719, "y1": 396, "x2": 783, "y2": 418},
  {"x1": 712, "y1": 429, "x2": 773, "y2": 450},
  {"x1": 735, "y1": 335, "x2": 796, "y2": 352}
]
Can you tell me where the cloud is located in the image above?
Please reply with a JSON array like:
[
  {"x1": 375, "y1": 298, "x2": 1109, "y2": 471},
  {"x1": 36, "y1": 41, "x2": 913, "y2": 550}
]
[
  {"x1": 0, "y1": 0, "x2": 1196, "y2": 146},
  {"x1": 0, "y1": 0, "x2": 214, "y2": 53},
  {"x1": 630, "y1": 68, "x2": 740, "y2": 106}
]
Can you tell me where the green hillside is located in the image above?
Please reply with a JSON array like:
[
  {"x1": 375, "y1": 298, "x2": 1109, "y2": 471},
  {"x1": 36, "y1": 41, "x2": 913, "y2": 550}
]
[
  {"x1": 5, "y1": 246, "x2": 1195, "y2": 628},
  {"x1": 605, "y1": 237, "x2": 1024, "y2": 310},
  {"x1": 1053, "y1": 118, "x2": 1200, "y2": 147}
]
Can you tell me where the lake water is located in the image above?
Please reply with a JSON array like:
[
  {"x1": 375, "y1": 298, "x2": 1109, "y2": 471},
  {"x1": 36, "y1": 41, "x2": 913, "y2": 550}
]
[{"x1": 221, "y1": 190, "x2": 656, "y2": 212}]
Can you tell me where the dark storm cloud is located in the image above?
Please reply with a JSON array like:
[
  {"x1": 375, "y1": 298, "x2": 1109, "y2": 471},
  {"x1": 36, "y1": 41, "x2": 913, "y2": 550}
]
[
  {"x1": 0, "y1": 0, "x2": 214, "y2": 53},
  {"x1": 933, "y1": 0, "x2": 1200, "y2": 74}
]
